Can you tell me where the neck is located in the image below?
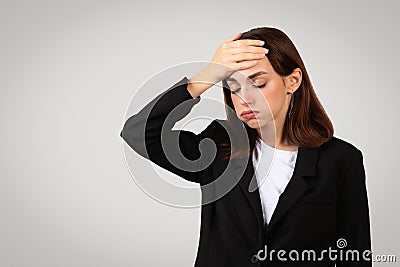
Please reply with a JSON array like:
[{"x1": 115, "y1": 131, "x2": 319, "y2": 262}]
[{"x1": 257, "y1": 114, "x2": 298, "y2": 151}]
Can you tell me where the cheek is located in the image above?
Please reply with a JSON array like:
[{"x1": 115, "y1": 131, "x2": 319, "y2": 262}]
[
  {"x1": 259, "y1": 82, "x2": 286, "y2": 112},
  {"x1": 231, "y1": 95, "x2": 240, "y2": 112}
]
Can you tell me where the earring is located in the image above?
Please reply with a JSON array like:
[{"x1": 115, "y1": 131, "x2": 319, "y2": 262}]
[{"x1": 288, "y1": 92, "x2": 294, "y2": 118}]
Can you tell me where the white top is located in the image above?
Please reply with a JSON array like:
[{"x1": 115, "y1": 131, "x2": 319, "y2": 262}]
[{"x1": 252, "y1": 138, "x2": 298, "y2": 225}]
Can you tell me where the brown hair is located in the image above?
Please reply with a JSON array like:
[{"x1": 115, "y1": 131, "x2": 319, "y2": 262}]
[{"x1": 220, "y1": 27, "x2": 334, "y2": 159}]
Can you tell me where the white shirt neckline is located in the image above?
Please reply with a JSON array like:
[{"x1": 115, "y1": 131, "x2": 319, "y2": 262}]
[
  {"x1": 257, "y1": 138, "x2": 298, "y2": 154},
  {"x1": 252, "y1": 138, "x2": 299, "y2": 225}
]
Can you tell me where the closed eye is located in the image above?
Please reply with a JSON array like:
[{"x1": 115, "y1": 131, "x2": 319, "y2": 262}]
[
  {"x1": 253, "y1": 84, "x2": 266, "y2": 89},
  {"x1": 231, "y1": 84, "x2": 266, "y2": 94}
]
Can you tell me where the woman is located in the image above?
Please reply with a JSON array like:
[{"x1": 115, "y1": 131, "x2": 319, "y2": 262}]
[{"x1": 120, "y1": 27, "x2": 372, "y2": 267}]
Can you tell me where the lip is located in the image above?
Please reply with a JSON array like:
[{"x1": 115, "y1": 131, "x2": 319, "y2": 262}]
[
  {"x1": 240, "y1": 110, "x2": 258, "y2": 119},
  {"x1": 240, "y1": 110, "x2": 258, "y2": 116}
]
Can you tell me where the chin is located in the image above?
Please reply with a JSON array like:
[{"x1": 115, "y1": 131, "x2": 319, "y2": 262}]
[
  {"x1": 244, "y1": 119, "x2": 264, "y2": 129},
  {"x1": 244, "y1": 117, "x2": 273, "y2": 129}
]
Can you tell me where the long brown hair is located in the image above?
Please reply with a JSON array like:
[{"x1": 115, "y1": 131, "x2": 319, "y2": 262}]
[{"x1": 220, "y1": 27, "x2": 334, "y2": 159}]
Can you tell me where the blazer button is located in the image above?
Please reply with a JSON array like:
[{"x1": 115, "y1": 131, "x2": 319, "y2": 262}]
[{"x1": 251, "y1": 254, "x2": 259, "y2": 264}]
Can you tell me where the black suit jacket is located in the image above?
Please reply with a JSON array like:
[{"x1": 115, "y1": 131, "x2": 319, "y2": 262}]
[{"x1": 120, "y1": 77, "x2": 372, "y2": 267}]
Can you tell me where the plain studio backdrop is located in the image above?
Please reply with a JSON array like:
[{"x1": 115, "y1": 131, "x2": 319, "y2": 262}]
[{"x1": 1, "y1": 0, "x2": 399, "y2": 266}]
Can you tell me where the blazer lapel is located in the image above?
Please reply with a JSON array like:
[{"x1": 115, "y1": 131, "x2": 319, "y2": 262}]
[
  {"x1": 233, "y1": 145, "x2": 320, "y2": 235},
  {"x1": 234, "y1": 155, "x2": 264, "y2": 226}
]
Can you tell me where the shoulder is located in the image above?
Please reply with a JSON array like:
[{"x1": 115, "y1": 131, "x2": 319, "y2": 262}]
[
  {"x1": 318, "y1": 135, "x2": 364, "y2": 165},
  {"x1": 320, "y1": 136, "x2": 362, "y2": 153}
]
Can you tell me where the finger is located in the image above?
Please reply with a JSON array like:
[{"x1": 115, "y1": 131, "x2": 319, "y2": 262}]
[
  {"x1": 225, "y1": 32, "x2": 242, "y2": 42},
  {"x1": 228, "y1": 45, "x2": 269, "y2": 55},
  {"x1": 230, "y1": 53, "x2": 265, "y2": 62},
  {"x1": 229, "y1": 39, "x2": 265, "y2": 48}
]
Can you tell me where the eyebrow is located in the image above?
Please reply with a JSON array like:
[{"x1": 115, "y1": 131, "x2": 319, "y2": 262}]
[{"x1": 225, "y1": 71, "x2": 268, "y2": 82}]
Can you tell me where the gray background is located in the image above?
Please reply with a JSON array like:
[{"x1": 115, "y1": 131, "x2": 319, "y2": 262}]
[{"x1": 1, "y1": 0, "x2": 399, "y2": 266}]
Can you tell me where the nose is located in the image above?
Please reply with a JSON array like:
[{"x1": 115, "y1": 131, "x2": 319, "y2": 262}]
[{"x1": 238, "y1": 86, "x2": 256, "y2": 105}]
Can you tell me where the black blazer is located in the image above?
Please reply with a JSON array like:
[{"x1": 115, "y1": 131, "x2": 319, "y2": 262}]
[{"x1": 120, "y1": 77, "x2": 372, "y2": 267}]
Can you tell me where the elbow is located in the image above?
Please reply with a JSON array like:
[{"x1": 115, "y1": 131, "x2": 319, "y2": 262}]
[{"x1": 120, "y1": 115, "x2": 148, "y2": 156}]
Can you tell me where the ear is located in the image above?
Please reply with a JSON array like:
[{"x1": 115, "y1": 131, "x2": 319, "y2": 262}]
[{"x1": 284, "y1": 68, "x2": 302, "y2": 94}]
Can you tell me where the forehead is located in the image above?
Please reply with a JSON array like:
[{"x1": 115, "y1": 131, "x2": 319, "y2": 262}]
[{"x1": 227, "y1": 56, "x2": 272, "y2": 82}]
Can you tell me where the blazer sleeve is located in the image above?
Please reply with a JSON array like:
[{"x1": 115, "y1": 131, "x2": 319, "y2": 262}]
[
  {"x1": 336, "y1": 149, "x2": 372, "y2": 266},
  {"x1": 120, "y1": 76, "x2": 211, "y2": 184}
]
